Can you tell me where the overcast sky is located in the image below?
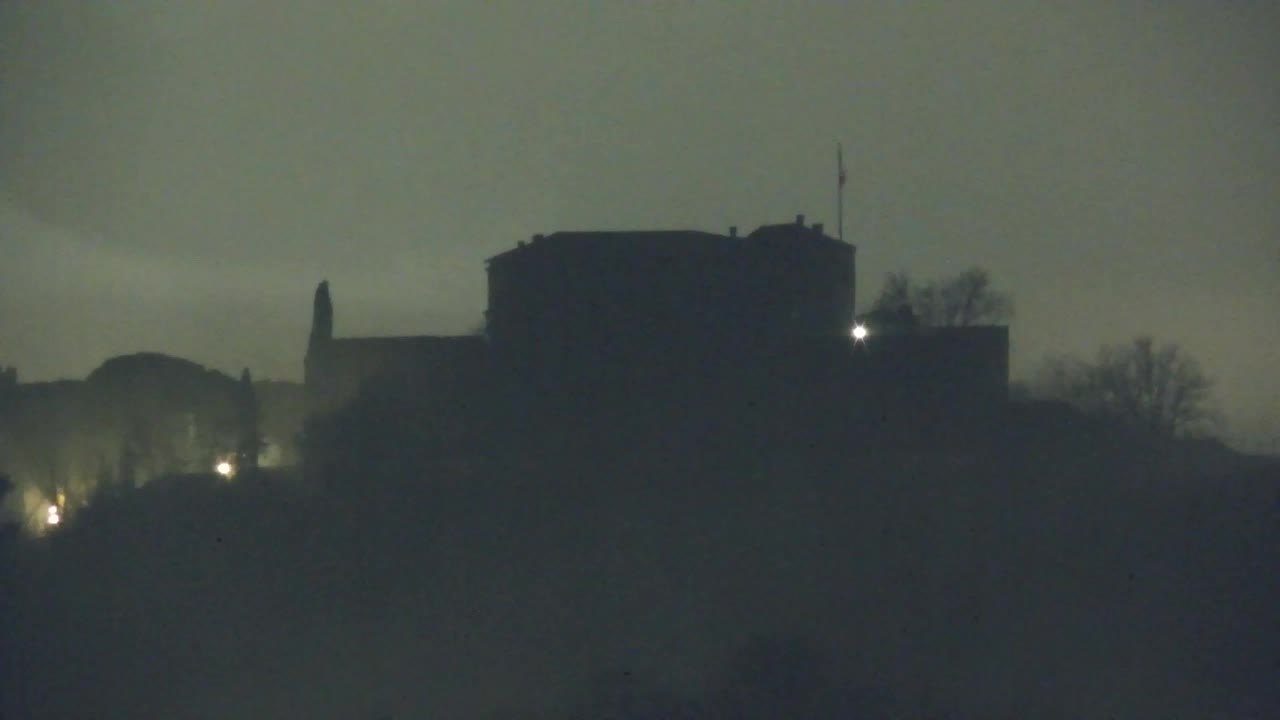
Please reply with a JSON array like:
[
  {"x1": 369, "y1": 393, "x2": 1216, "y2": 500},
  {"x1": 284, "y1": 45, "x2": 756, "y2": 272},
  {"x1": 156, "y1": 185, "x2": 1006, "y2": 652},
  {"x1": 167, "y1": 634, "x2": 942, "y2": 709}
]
[{"x1": 1, "y1": 1, "x2": 1276, "y2": 446}]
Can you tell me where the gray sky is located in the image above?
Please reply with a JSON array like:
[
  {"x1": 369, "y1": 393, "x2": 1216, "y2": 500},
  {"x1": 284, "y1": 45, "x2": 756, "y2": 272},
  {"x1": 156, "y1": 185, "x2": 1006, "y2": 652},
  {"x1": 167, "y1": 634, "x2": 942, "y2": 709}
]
[{"x1": 1, "y1": 1, "x2": 1277, "y2": 446}]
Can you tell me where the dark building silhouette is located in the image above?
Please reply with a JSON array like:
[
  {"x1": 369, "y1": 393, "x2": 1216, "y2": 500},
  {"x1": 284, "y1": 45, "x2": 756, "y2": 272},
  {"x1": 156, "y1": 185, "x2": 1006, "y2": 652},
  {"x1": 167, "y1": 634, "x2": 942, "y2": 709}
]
[
  {"x1": 303, "y1": 217, "x2": 1008, "y2": 452},
  {"x1": 485, "y1": 215, "x2": 854, "y2": 381},
  {"x1": 303, "y1": 282, "x2": 486, "y2": 418}
]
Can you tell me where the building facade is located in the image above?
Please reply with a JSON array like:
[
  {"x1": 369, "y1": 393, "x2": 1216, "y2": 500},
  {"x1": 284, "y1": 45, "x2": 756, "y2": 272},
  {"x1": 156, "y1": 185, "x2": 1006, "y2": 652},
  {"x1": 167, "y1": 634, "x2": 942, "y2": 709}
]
[
  {"x1": 304, "y1": 281, "x2": 486, "y2": 419},
  {"x1": 484, "y1": 215, "x2": 855, "y2": 383}
]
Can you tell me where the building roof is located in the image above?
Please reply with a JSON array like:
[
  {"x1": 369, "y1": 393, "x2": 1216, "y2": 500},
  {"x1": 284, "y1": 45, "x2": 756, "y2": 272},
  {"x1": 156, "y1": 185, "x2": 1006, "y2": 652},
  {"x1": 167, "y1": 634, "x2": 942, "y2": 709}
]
[
  {"x1": 321, "y1": 335, "x2": 485, "y2": 359},
  {"x1": 487, "y1": 220, "x2": 851, "y2": 267},
  {"x1": 487, "y1": 230, "x2": 732, "y2": 266},
  {"x1": 746, "y1": 221, "x2": 849, "y2": 247}
]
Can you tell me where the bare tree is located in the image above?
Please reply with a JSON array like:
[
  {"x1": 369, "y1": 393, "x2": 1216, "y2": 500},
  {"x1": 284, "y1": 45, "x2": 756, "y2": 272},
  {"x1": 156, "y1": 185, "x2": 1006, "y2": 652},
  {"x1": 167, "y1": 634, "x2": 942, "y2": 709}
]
[
  {"x1": 1038, "y1": 336, "x2": 1216, "y2": 437},
  {"x1": 935, "y1": 268, "x2": 1013, "y2": 327},
  {"x1": 870, "y1": 267, "x2": 1012, "y2": 327},
  {"x1": 870, "y1": 272, "x2": 912, "y2": 314}
]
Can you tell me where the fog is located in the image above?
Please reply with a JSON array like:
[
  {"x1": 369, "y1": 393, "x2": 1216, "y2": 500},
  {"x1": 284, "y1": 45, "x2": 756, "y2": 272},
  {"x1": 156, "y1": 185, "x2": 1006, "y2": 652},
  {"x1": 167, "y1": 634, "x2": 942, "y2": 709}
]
[
  {"x1": 1, "y1": 4, "x2": 1279, "y2": 717},
  {"x1": 1, "y1": 1, "x2": 1277, "y2": 444}
]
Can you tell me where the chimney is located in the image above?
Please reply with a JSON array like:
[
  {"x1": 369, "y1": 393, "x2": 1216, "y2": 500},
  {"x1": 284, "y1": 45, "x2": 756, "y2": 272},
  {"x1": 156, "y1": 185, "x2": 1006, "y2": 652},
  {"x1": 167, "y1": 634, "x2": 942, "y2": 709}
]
[
  {"x1": 729, "y1": 226, "x2": 738, "y2": 238},
  {"x1": 795, "y1": 214, "x2": 805, "y2": 226},
  {"x1": 812, "y1": 222, "x2": 824, "y2": 234}
]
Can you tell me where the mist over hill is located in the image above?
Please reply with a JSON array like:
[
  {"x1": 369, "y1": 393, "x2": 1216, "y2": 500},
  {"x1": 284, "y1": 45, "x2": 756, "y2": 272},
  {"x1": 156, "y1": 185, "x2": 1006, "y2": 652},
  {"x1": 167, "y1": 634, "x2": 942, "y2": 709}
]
[{"x1": 0, "y1": 354, "x2": 306, "y2": 532}]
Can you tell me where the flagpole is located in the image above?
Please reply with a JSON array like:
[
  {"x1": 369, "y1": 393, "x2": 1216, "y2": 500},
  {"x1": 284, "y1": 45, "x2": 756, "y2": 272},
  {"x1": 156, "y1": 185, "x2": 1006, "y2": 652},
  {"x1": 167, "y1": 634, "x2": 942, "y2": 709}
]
[
  {"x1": 837, "y1": 142, "x2": 845, "y2": 243},
  {"x1": 838, "y1": 141, "x2": 853, "y2": 322}
]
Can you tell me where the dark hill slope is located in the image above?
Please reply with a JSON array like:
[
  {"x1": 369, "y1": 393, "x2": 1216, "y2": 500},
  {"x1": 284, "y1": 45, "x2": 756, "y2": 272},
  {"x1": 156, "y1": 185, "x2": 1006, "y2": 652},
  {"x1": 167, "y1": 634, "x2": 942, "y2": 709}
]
[{"x1": 3, "y1": 409, "x2": 1277, "y2": 718}]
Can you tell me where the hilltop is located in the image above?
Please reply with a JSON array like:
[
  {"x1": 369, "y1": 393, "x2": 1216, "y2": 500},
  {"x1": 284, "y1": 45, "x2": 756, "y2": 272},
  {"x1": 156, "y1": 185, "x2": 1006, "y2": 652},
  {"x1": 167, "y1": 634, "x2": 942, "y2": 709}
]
[{"x1": 3, "y1": 402, "x2": 1277, "y2": 718}]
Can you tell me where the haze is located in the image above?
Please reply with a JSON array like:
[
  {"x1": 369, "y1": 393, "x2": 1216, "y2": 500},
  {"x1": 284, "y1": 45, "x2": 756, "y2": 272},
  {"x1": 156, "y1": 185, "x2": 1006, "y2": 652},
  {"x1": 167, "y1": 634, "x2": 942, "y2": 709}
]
[{"x1": 1, "y1": 1, "x2": 1276, "y2": 446}]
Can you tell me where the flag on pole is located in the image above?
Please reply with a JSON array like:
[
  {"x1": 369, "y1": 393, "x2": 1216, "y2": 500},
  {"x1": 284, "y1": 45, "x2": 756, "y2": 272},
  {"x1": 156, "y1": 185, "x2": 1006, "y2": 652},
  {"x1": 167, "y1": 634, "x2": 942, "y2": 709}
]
[{"x1": 837, "y1": 142, "x2": 846, "y2": 189}]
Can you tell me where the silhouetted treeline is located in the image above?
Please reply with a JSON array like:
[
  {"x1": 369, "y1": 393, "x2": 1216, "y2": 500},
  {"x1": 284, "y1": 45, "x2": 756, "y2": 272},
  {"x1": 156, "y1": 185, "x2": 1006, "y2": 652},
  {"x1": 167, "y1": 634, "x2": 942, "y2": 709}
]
[
  {"x1": 1037, "y1": 335, "x2": 1218, "y2": 438},
  {"x1": 0, "y1": 354, "x2": 305, "y2": 529}
]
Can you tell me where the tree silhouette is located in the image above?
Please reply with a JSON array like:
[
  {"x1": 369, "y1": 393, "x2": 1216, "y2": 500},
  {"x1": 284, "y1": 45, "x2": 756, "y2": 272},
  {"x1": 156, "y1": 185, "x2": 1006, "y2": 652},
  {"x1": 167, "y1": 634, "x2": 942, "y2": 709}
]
[
  {"x1": 1038, "y1": 336, "x2": 1216, "y2": 437},
  {"x1": 236, "y1": 368, "x2": 262, "y2": 473},
  {"x1": 871, "y1": 267, "x2": 1012, "y2": 327},
  {"x1": 309, "y1": 280, "x2": 333, "y2": 351},
  {"x1": 0, "y1": 473, "x2": 14, "y2": 582},
  {"x1": 0, "y1": 472, "x2": 13, "y2": 518},
  {"x1": 933, "y1": 267, "x2": 1013, "y2": 326},
  {"x1": 870, "y1": 272, "x2": 912, "y2": 315}
]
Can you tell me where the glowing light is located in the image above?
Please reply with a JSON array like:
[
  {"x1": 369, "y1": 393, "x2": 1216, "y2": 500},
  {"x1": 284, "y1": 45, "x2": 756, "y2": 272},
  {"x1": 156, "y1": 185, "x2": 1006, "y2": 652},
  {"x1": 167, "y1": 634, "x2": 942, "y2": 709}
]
[
  {"x1": 215, "y1": 461, "x2": 233, "y2": 477},
  {"x1": 851, "y1": 324, "x2": 869, "y2": 341},
  {"x1": 46, "y1": 505, "x2": 60, "y2": 526}
]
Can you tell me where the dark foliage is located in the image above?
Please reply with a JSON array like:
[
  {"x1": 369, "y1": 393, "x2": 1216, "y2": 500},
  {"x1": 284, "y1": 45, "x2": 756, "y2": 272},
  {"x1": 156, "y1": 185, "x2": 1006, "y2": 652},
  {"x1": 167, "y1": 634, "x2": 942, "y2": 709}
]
[
  {"x1": 3, "y1": 409, "x2": 1278, "y2": 718},
  {"x1": 301, "y1": 370, "x2": 494, "y2": 492},
  {"x1": 1038, "y1": 335, "x2": 1217, "y2": 438},
  {"x1": 871, "y1": 267, "x2": 1013, "y2": 327},
  {"x1": 236, "y1": 368, "x2": 262, "y2": 473}
]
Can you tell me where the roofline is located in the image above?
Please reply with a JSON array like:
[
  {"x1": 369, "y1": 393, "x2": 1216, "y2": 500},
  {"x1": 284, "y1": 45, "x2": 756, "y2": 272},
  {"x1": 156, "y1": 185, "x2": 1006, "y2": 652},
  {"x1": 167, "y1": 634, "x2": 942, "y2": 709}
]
[
  {"x1": 487, "y1": 221, "x2": 851, "y2": 265},
  {"x1": 326, "y1": 334, "x2": 483, "y2": 343}
]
